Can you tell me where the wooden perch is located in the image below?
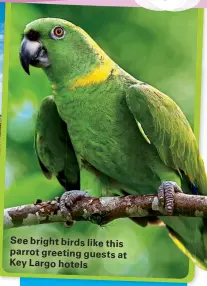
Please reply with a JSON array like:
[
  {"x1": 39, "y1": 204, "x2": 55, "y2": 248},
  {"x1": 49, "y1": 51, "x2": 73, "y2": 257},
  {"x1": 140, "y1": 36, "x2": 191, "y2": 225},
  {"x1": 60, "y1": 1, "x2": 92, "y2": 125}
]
[{"x1": 4, "y1": 192, "x2": 207, "y2": 229}]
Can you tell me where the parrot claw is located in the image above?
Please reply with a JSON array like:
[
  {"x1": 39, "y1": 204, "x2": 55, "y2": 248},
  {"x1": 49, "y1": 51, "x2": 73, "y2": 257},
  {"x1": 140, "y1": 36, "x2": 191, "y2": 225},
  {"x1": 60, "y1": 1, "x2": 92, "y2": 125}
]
[
  {"x1": 59, "y1": 190, "x2": 89, "y2": 226},
  {"x1": 157, "y1": 181, "x2": 182, "y2": 216}
]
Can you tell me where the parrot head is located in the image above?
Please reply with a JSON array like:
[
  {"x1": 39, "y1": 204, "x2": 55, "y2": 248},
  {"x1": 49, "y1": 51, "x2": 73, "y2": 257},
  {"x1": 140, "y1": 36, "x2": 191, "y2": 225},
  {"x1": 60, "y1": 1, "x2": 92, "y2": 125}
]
[{"x1": 20, "y1": 18, "x2": 109, "y2": 85}]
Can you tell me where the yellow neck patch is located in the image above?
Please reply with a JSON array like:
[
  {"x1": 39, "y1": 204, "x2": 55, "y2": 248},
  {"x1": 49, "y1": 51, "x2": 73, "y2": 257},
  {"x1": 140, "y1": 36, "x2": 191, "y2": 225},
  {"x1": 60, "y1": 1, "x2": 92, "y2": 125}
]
[
  {"x1": 66, "y1": 23, "x2": 117, "y2": 90},
  {"x1": 70, "y1": 58, "x2": 116, "y2": 90}
]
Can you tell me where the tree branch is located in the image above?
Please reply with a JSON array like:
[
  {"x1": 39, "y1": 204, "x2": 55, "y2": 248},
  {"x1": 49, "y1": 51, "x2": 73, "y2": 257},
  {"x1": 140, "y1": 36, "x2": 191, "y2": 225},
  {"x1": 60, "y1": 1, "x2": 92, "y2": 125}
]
[{"x1": 4, "y1": 192, "x2": 207, "y2": 229}]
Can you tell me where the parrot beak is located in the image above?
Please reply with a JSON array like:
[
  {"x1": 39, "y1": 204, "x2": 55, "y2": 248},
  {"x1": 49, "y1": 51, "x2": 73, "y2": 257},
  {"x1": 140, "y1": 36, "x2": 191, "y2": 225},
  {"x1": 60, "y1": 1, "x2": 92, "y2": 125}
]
[{"x1": 20, "y1": 37, "x2": 50, "y2": 75}]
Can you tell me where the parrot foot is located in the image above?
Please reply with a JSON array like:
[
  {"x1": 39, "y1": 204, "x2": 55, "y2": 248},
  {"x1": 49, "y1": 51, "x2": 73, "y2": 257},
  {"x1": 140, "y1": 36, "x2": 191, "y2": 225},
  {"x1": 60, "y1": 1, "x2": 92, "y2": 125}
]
[
  {"x1": 158, "y1": 181, "x2": 183, "y2": 216},
  {"x1": 59, "y1": 190, "x2": 89, "y2": 227}
]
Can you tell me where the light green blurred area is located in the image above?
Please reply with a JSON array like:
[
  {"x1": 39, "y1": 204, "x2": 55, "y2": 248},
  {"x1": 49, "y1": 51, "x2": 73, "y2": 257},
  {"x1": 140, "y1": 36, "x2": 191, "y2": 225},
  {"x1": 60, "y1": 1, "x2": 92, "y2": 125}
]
[{"x1": 3, "y1": 3, "x2": 199, "y2": 279}]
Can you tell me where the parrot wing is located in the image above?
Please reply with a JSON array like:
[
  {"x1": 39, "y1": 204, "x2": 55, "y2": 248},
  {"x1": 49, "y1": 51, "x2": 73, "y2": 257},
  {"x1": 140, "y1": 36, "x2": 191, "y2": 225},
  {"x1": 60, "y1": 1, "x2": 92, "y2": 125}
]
[
  {"x1": 126, "y1": 83, "x2": 207, "y2": 194},
  {"x1": 35, "y1": 96, "x2": 80, "y2": 191},
  {"x1": 126, "y1": 83, "x2": 207, "y2": 269}
]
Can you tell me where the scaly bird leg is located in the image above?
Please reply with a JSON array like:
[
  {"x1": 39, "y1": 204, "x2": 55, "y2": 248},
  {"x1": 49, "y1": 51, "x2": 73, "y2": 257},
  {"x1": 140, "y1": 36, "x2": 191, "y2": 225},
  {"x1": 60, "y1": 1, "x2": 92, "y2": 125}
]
[
  {"x1": 158, "y1": 181, "x2": 183, "y2": 216},
  {"x1": 59, "y1": 190, "x2": 89, "y2": 226}
]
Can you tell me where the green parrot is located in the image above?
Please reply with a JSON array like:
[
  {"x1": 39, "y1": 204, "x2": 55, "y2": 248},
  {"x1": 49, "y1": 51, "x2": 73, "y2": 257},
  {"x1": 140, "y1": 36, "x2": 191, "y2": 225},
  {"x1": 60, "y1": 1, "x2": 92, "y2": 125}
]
[{"x1": 19, "y1": 18, "x2": 207, "y2": 269}]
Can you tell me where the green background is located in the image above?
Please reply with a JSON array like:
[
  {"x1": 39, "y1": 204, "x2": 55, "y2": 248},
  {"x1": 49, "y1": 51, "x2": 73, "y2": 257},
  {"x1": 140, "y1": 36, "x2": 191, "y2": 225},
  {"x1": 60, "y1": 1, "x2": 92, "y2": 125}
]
[{"x1": 2, "y1": 3, "x2": 200, "y2": 280}]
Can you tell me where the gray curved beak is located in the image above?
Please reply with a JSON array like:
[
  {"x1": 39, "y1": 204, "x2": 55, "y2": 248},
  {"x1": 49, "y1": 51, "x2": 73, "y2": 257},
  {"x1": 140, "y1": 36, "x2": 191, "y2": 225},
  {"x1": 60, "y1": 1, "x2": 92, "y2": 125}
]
[{"x1": 20, "y1": 37, "x2": 50, "y2": 75}]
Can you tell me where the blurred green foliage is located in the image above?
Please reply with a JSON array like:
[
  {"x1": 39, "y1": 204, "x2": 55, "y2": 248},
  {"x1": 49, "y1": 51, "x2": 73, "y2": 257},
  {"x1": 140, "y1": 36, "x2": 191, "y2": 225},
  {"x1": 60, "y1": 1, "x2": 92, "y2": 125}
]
[{"x1": 3, "y1": 3, "x2": 199, "y2": 279}]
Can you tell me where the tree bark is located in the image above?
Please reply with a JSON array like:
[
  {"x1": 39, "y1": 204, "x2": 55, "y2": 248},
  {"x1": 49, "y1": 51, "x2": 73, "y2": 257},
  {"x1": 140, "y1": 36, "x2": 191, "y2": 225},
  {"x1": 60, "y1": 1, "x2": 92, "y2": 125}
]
[{"x1": 4, "y1": 192, "x2": 207, "y2": 229}]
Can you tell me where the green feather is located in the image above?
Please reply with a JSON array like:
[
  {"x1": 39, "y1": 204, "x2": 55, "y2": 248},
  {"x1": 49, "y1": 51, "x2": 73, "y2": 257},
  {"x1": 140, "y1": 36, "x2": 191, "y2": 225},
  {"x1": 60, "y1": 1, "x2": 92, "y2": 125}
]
[
  {"x1": 136, "y1": 120, "x2": 151, "y2": 144},
  {"x1": 35, "y1": 95, "x2": 80, "y2": 191},
  {"x1": 126, "y1": 83, "x2": 207, "y2": 194}
]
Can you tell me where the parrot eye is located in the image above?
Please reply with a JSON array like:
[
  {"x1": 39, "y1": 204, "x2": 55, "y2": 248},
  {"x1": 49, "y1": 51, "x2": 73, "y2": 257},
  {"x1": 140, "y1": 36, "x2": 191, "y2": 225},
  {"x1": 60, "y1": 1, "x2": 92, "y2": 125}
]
[{"x1": 51, "y1": 26, "x2": 65, "y2": 40}]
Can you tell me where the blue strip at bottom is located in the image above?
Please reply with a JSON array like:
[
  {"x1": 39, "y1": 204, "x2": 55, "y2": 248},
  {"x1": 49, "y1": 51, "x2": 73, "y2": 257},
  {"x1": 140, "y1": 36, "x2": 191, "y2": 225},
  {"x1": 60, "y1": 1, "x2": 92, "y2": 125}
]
[{"x1": 20, "y1": 279, "x2": 187, "y2": 286}]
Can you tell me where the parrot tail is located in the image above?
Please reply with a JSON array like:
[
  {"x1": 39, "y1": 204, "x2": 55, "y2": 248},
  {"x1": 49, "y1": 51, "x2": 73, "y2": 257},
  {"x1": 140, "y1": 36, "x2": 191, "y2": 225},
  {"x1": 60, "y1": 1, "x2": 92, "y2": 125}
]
[
  {"x1": 160, "y1": 170, "x2": 207, "y2": 270},
  {"x1": 162, "y1": 216, "x2": 207, "y2": 270}
]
